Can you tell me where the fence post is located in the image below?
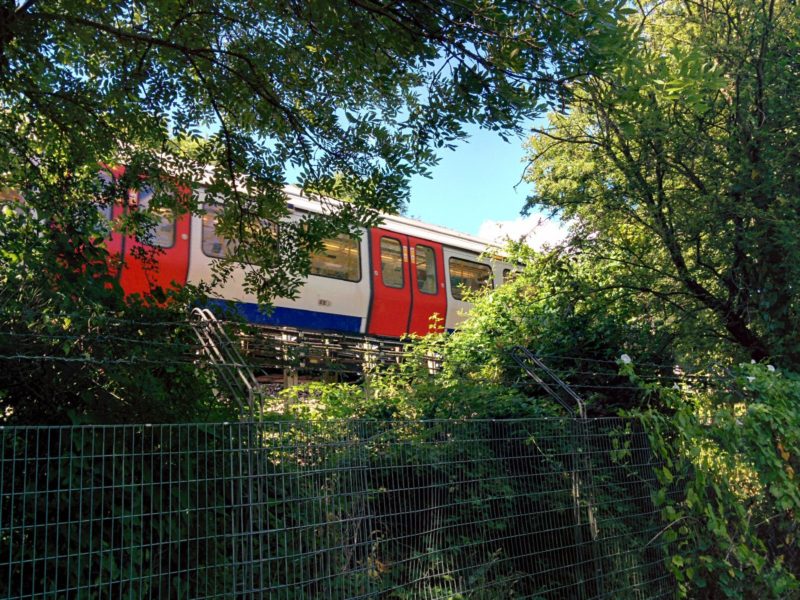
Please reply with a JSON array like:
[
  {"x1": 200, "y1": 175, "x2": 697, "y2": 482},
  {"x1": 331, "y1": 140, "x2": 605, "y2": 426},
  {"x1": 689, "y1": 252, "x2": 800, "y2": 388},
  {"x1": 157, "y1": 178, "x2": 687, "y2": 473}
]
[
  {"x1": 581, "y1": 418, "x2": 605, "y2": 598},
  {"x1": 570, "y1": 418, "x2": 589, "y2": 600}
]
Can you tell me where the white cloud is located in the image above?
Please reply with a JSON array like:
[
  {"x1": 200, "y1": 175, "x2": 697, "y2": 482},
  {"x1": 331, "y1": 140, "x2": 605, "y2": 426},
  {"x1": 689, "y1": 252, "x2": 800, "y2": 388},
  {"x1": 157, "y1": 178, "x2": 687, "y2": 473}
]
[{"x1": 477, "y1": 215, "x2": 568, "y2": 251}]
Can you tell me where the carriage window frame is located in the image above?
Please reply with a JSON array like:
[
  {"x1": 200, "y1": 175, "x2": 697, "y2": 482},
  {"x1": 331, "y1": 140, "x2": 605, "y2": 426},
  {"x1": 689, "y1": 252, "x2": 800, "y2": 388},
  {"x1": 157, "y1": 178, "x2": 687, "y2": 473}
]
[
  {"x1": 415, "y1": 244, "x2": 438, "y2": 295},
  {"x1": 201, "y1": 203, "x2": 239, "y2": 259},
  {"x1": 136, "y1": 187, "x2": 175, "y2": 249},
  {"x1": 448, "y1": 257, "x2": 493, "y2": 301},
  {"x1": 309, "y1": 234, "x2": 362, "y2": 283},
  {"x1": 379, "y1": 237, "x2": 404, "y2": 289}
]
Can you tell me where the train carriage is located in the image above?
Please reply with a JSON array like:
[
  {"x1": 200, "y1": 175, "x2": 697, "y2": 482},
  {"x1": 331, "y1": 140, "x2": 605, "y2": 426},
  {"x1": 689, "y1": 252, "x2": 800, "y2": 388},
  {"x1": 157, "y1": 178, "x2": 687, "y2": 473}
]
[{"x1": 108, "y1": 185, "x2": 513, "y2": 338}]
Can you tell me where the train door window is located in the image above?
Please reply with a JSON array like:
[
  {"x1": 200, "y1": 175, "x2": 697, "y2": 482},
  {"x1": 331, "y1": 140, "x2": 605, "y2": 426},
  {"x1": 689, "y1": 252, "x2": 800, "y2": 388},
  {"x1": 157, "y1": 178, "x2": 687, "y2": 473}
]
[
  {"x1": 202, "y1": 203, "x2": 239, "y2": 258},
  {"x1": 96, "y1": 203, "x2": 112, "y2": 221},
  {"x1": 415, "y1": 244, "x2": 437, "y2": 294},
  {"x1": 310, "y1": 234, "x2": 360, "y2": 281},
  {"x1": 94, "y1": 173, "x2": 113, "y2": 223},
  {"x1": 93, "y1": 202, "x2": 113, "y2": 236},
  {"x1": 136, "y1": 187, "x2": 175, "y2": 248},
  {"x1": 380, "y1": 237, "x2": 404, "y2": 288},
  {"x1": 449, "y1": 257, "x2": 492, "y2": 300}
]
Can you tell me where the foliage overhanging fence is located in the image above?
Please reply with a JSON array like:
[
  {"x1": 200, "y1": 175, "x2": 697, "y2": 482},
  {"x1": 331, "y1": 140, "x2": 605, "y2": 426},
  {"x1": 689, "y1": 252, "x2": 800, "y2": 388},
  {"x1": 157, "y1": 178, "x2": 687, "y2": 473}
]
[{"x1": 0, "y1": 418, "x2": 677, "y2": 599}]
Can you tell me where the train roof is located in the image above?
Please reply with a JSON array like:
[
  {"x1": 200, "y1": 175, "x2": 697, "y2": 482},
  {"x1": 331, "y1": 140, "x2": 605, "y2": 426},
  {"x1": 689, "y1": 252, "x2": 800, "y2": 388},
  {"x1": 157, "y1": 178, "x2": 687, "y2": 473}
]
[{"x1": 284, "y1": 185, "x2": 502, "y2": 257}]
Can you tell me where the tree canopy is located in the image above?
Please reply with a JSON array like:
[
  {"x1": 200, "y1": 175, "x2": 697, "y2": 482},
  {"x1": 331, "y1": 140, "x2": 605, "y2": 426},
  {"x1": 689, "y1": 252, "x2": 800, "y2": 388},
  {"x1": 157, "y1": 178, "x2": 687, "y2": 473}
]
[
  {"x1": 524, "y1": 0, "x2": 800, "y2": 368},
  {"x1": 1, "y1": 0, "x2": 627, "y2": 303}
]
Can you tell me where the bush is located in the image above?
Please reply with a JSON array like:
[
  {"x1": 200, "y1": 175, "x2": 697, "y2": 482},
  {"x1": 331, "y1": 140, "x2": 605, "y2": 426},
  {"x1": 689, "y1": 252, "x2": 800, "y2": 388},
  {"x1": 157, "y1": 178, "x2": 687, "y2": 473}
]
[
  {"x1": 635, "y1": 363, "x2": 800, "y2": 598},
  {"x1": 0, "y1": 201, "x2": 225, "y2": 424},
  {"x1": 272, "y1": 331, "x2": 555, "y2": 421}
]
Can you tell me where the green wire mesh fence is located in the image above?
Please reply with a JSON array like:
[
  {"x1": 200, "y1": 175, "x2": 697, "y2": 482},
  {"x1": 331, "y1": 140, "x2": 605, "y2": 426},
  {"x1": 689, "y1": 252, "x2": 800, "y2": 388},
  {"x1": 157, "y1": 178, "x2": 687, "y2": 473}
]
[{"x1": 0, "y1": 419, "x2": 676, "y2": 599}]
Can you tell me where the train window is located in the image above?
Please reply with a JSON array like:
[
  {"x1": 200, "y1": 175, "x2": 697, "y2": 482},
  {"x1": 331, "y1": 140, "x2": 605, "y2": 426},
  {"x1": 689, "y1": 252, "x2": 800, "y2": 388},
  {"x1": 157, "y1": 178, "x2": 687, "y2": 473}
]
[
  {"x1": 94, "y1": 173, "x2": 113, "y2": 222},
  {"x1": 449, "y1": 257, "x2": 492, "y2": 300},
  {"x1": 310, "y1": 234, "x2": 360, "y2": 282},
  {"x1": 136, "y1": 187, "x2": 175, "y2": 248},
  {"x1": 0, "y1": 189, "x2": 21, "y2": 202},
  {"x1": 202, "y1": 204, "x2": 239, "y2": 258},
  {"x1": 93, "y1": 202, "x2": 113, "y2": 236},
  {"x1": 0, "y1": 190, "x2": 25, "y2": 215},
  {"x1": 380, "y1": 237, "x2": 404, "y2": 288},
  {"x1": 96, "y1": 203, "x2": 113, "y2": 221},
  {"x1": 415, "y1": 244, "x2": 437, "y2": 294}
]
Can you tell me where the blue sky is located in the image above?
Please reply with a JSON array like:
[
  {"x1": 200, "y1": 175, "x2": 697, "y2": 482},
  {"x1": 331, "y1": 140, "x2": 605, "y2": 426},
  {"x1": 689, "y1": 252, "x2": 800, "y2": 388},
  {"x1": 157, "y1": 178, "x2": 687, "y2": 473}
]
[{"x1": 406, "y1": 125, "x2": 533, "y2": 236}]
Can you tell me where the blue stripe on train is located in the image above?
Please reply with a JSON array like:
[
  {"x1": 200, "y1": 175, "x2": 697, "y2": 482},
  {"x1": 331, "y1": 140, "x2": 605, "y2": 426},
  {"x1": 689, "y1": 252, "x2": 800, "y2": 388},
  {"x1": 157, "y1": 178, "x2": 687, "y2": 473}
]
[{"x1": 206, "y1": 299, "x2": 362, "y2": 333}]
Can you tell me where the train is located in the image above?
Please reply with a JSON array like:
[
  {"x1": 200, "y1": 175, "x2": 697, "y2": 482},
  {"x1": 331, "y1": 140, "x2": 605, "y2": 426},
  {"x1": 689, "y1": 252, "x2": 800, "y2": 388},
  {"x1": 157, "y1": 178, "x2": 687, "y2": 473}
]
[{"x1": 102, "y1": 184, "x2": 512, "y2": 338}]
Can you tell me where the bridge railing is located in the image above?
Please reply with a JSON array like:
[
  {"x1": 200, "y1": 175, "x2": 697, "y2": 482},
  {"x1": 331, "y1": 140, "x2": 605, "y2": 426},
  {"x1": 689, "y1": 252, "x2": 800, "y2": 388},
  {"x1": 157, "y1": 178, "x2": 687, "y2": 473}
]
[{"x1": 238, "y1": 324, "x2": 414, "y2": 376}]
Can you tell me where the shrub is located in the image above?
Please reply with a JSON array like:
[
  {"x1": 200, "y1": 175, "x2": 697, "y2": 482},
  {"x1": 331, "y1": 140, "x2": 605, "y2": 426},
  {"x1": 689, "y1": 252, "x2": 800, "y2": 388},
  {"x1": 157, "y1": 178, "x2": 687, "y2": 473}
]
[{"x1": 635, "y1": 363, "x2": 800, "y2": 598}]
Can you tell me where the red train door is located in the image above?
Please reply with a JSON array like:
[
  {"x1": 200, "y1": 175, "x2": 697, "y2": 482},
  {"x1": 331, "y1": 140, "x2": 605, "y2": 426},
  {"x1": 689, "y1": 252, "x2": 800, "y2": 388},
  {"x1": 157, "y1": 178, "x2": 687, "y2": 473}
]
[
  {"x1": 101, "y1": 170, "x2": 190, "y2": 298},
  {"x1": 367, "y1": 228, "x2": 412, "y2": 337},
  {"x1": 367, "y1": 230, "x2": 448, "y2": 337},
  {"x1": 407, "y1": 237, "x2": 447, "y2": 335},
  {"x1": 117, "y1": 187, "x2": 190, "y2": 298},
  {"x1": 104, "y1": 203, "x2": 123, "y2": 280}
]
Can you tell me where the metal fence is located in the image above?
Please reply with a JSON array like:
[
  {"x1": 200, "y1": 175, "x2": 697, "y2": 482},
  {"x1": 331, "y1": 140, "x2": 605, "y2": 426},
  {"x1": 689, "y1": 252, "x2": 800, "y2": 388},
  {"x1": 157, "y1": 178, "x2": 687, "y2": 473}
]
[{"x1": 0, "y1": 418, "x2": 676, "y2": 599}]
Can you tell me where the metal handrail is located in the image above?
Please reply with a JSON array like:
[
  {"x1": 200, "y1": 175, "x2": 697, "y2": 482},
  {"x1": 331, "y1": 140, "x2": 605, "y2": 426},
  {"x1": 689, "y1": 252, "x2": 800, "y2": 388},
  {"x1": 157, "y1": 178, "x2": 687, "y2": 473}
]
[
  {"x1": 191, "y1": 307, "x2": 262, "y2": 417},
  {"x1": 509, "y1": 345, "x2": 587, "y2": 419},
  {"x1": 508, "y1": 346, "x2": 602, "y2": 596}
]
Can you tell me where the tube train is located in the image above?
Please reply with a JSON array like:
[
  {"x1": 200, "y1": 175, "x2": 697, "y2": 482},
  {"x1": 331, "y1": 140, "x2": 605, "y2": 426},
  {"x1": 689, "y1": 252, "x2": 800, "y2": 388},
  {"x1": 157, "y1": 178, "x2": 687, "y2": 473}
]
[{"x1": 103, "y1": 184, "x2": 511, "y2": 338}]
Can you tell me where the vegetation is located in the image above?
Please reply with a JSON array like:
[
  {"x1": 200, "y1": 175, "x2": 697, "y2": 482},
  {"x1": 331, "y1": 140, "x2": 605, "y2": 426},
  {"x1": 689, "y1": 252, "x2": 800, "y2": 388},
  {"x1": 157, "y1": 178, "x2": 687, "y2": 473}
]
[
  {"x1": 0, "y1": 0, "x2": 629, "y2": 423},
  {"x1": 637, "y1": 363, "x2": 800, "y2": 598},
  {"x1": 0, "y1": 203, "x2": 225, "y2": 423},
  {"x1": 524, "y1": 0, "x2": 800, "y2": 369},
  {"x1": 506, "y1": 4, "x2": 800, "y2": 591},
  {"x1": 2, "y1": 418, "x2": 670, "y2": 599},
  {"x1": 266, "y1": 245, "x2": 800, "y2": 597},
  {"x1": 0, "y1": 0, "x2": 798, "y2": 597}
]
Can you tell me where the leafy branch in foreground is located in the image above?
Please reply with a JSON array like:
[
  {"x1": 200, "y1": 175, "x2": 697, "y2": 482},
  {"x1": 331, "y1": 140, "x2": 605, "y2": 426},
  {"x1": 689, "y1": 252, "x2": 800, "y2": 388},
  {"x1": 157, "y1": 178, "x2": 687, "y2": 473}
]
[
  {"x1": 0, "y1": 204, "x2": 224, "y2": 423},
  {"x1": 635, "y1": 363, "x2": 800, "y2": 598},
  {"x1": 1, "y1": 0, "x2": 629, "y2": 305}
]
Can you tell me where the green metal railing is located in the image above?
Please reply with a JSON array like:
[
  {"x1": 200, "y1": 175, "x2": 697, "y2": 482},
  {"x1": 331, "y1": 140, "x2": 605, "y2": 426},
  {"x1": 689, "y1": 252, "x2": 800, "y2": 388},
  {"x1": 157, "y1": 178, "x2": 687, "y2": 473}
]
[{"x1": 0, "y1": 419, "x2": 676, "y2": 599}]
